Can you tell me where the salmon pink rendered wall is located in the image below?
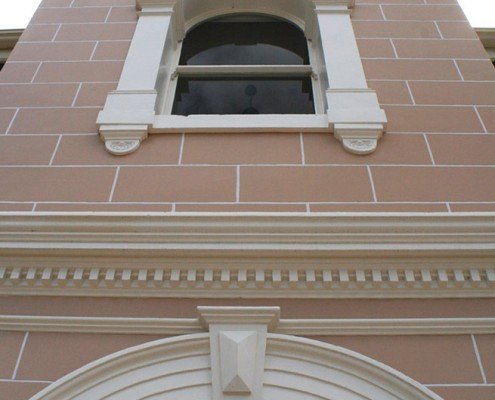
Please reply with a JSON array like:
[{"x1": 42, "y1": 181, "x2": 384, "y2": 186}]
[{"x1": 0, "y1": 1, "x2": 495, "y2": 400}]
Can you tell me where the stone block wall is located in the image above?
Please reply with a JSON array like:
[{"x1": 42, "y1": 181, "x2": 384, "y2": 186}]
[
  {"x1": 1, "y1": 297, "x2": 495, "y2": 400},
  {"x1": 0, "y1": 0, "x2": 494, "y2": 212}
]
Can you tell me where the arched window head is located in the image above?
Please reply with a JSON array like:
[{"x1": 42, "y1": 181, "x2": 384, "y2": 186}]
[
  {"x1": 172, "y1": 14, "x2": 315, "y2": 116},
  {"x1": 179, "y1": 15, "x2": 310, "y2": 66}
]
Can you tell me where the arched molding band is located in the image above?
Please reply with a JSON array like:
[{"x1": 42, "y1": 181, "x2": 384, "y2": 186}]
[{"x1": 29, "y1": 306, "x2": 443, "y2": 400}]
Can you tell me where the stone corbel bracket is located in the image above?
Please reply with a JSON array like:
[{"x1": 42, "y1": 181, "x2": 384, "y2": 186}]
[
  {"x1": 314, "y1": 0, "x2": 387, "y2": 155},
  {"x1": 97, "y1": 0, "x2": 178, "y2": 155},
  {"x1": 97, "y1": 89, "x2": 158, "y2": 156},
  {"x1": 198, "y1": 306, "x2": 280, "y2": 400},
  {"x1": 329, "y1": 89, "x2": 387, "y2": 155}
]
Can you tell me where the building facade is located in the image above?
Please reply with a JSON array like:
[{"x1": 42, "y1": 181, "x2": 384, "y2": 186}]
[{"x1": 1, "y1": 0, "x2": 495, "y2": 399}]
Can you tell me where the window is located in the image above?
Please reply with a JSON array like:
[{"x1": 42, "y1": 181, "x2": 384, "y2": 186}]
[
  {"x1": 169, "y1": 15, "x2": 315, "y2": 116},
  {"x1": 98, "y1": 0, "x2": 386, "y2": 156}
]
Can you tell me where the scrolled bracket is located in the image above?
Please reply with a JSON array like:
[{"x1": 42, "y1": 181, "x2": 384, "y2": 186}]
[
  {"x1": 334, "y1": 123, "x2": 384, "y2": 155},
  {"x1": 99, "y1": 125, "x2": 148, "y2": 156},
  {"x1": 105, "y1": 139, "x2": 142, "y2": 156},
  {"x1": 342, "y1": 138, "x2": 378, "y2": 155}
]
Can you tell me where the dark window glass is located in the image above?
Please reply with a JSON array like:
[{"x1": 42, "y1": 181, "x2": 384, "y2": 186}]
[
  {"x1": 172, "y1": 78, "x2": 314, "y2": 115},
  {"x1": 179, "y1": 18, "x2": 310, "y2": 66},
  {"x1": 0, "y1": 63, "x2": 4, "y2": 71}
]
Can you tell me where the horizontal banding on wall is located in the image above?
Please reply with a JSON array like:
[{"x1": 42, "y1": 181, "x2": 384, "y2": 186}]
[{"x1": 1, "y1": 315, "x2": 495, "y2": 336}]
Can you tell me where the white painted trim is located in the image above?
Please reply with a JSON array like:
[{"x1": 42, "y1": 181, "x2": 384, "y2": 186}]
[
  {"x1": 198, "y1": 306, "x2": 280, "y2": 330},
  {"x1": 152, "y1": 114, "x2": 329, "y2": 132},
  {"x1": 1, "y1": 212, "x2": 495, "y2": 298},
  {"x1": 2, "y1": 315, "x2": 495, "y2": 336},
  {"x1": 27, "y1": 316, "x2": 443, "y2": 400},
  {"x1": 97, "y1": 0, "x2": 386, "y2": 156}
]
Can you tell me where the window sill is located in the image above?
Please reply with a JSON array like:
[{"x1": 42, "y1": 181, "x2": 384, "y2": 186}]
[
  {"x1": 152, "y1": 114, "x2": 329, "y2": 133},
  {"x1": 99, "y1": 112, "x2": 384, "y2": 156}
]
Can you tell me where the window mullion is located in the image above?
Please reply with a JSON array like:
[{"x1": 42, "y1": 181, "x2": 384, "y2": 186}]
[{"x1": 175, "y1": 65, "x2": 313, "y2": 78}]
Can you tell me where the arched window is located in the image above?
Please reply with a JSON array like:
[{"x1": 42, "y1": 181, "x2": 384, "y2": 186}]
[
  {"x1": 170, "y1": 14, "x2": 315, "y2": 116},
  {"x1": 97, "y1": 0, "x2": 387, "y2": 156}
]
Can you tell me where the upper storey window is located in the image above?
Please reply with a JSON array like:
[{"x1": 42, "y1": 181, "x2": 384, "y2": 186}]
[
  {"x1": 172, "y1": 15, "x2": 315, "y2": 116},
  {"x1": 97, "y1": 0, "x2": 387, "y2": 157}
]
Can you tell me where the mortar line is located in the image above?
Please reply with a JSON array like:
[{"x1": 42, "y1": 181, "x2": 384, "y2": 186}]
[
  {"x1": 12, "y1": 332, "x2": 29, "y2": 380},
  {"x1": 71, "y1": 83, "x2": 83, "y2": 107},
  {"x1": 108, "y1": 166, "x2": 121, "y2": 202},
  {"x1": 422, "y1": 133, "x2": 436, "y2": 165},
  {"x1": 30, "y1": 62, "x2": 43, "y2": 83},
  {"x1": 236, "y1": 165, "x2": 241, "y2": 203},
  {"x1": 49, "y1": 135, "x2": 63, "y2": 166},
  {"x1": 5, "y1": 108, "x2": 20, "y2": 135},
  {"x1": 473, "y1": 107, "x2": 488, "y2": 133},
  {"x1": 405, "y1": 81, "x2": 415, "y2": 105},
  {"x1": 427, "y1": 383, "x2": 495, "y2": 388},
  {"x1": 299, "y1": 132, "x2": 306, "y2": 165},
  {"x1": 471, "y1": 334, "x2": 488, "y2": 384},
  {"x1": 104, "y1": 7, "x2": 113, "y2": 23},
  {"x1": 389, "y1": 39, "x2": 399, "y2": 58},
  {"x1": 178, "y1": 133, "x2": 185, "y2": 164},
  {"x1": 89, "y1": 42, "x2": 98, "y2": 61},
  {"x1": 453, "y1": 59, "x2": 465, "y2": 81},
  {"x1": 366, "y1": 166, "x2": 378, "y2": 203},
  {"x1": 52, "y1": 24, "x2": 62, "y2": 42},
  {"x1": 433, "y1": 21, "x2": 444, "y2": 39},
  {"x1": 0, "y1": 378, "x2": 53, "y2": 384},
  {"x1": 378, "y1": 4, "x2": 387, "y2": 20}
]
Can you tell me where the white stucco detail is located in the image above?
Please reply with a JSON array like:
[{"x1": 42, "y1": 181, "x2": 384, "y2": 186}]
[
  {"x1": 1, "y1": 212, "x2": 495, "y2": 298},
  {"x1": 28, "y1": 307, "x2": 443, "y2": 400},
  {"x1": 97, "y1": 0, "x2": 386, "y2": 155},
  {"x1": 219, "y1": 331, "x2": 258, "y2": 393}
]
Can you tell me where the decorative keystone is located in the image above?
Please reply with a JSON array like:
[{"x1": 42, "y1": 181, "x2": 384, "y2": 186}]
[
  {"x1": 198, "y1": 306, "x2": 280, "y2": 400},
  {"x1": 219, "y1": 331, "x2": 257, "y2": 393}
]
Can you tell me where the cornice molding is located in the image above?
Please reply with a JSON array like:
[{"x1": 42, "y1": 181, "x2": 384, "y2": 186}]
[
  {"x1": 0, "y1": 29, "x2": 22, "y2": 50},
  {"x1": 1, "y1": 314, "x2": 494, "y2": 336},
  {"x1": 198, "y1": 306, "x2": 280, "y2": 330},
  {"x1": 475, "y1": 28, "x2": 495, "y2": 48},
  {"x1": 2, "y1": 212, "x2": 495, "y2": 250},
  {"x1": 1, "y1": 212, "x2": 495, "y2": 298}
]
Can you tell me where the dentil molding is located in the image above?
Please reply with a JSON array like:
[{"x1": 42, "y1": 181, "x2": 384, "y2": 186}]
[{"x1": 1, "y1": 212, "x2": 495, "y2": 298}]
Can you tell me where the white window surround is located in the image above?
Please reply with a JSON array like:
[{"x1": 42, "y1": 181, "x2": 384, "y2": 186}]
[
  {"x1": 97, "y1": 0, "x2": 387, "y2": 156},
  {"x1": 29, "y1": 306, "x2": 444, "y2": 400}
]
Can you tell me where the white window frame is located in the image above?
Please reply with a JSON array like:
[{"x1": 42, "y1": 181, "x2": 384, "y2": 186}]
[
  {"x1": 97, "y1": 0, "x2": 387, "y2": 156},
  {"x1": 159, "y1": 14, "x2": 324, "y2": 116}
]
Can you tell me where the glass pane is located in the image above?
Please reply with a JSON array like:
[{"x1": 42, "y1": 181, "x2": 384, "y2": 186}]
[
  {"x1": 179, "y1": 17, "x2": 310, "y2": 66},
  {"x1": 172, "y1": 78, "x2": 314, "y2": 115}
]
